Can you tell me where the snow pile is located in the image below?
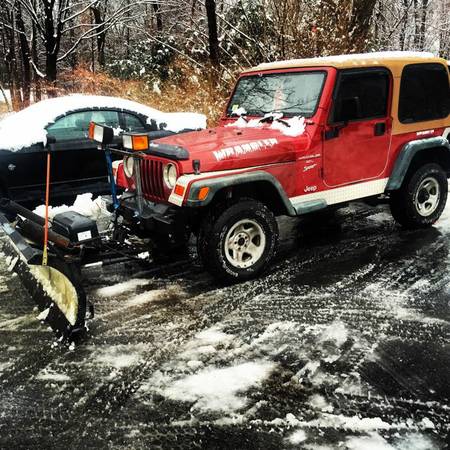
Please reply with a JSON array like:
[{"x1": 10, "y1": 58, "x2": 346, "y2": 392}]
[
  {"x1": 287, "y1": 429, "x2": 307, "y2": 445},
  {"x1": 308, "y1": 394, "x2": 333, "y2": 413},
  {"x1": 126, "y1": 289, "x2": 167, "y2": 307},
  {"x1": 34, "y1": 193, "x2": 108, "y2": 221},
  {"x1": 319, "y1": 320, "x2": 348, "y2": 347},
  {"x1": 346, "y1": 432, "x2": 393, "y2": 450},
  {"x1": 394, "y1": 433, "x2": 437, "y2": 450},
  {"x1": 138, "y1": 323, "x2": 278, "y2": 414},
  {"x1": 0, "y1": 361, "x2": 12, "y2": 373},
  {"x1": 96, "y1": 278, "x2": 151, "y2": 298},
  {"x1": 296, "y1": 413, "x2": 392, "y2": 431},
  {"x1": 345, "y1": 431, "x2": 437, "y2": 450},
  {"x1": 159, "y1": 360, "x2": 275, "y2": 412},
  {"x1": 36, "y1": 370, "x2": 71, "y2": 382},
  {"x1": 0, "y1": 94, "x2": 206, "y2": 151},
  {"x1": 227, "y1": 114, "x2": 306, "y2": 137},
  {"x1": 180, "y1": 326, "x2": 236, "y2": 361},
  {"x1": 94, "y1": 345, "x2": 144, "y2": 369}
]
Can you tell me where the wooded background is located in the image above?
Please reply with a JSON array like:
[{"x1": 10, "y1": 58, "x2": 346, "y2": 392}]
[{"x1": 1, "y1": 0, "x2": 449, "y2": 121}]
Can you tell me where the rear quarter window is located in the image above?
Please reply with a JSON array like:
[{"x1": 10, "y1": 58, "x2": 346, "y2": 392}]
[{"x1": 399, "y1": 63, "x2": 450, "y2": 123}]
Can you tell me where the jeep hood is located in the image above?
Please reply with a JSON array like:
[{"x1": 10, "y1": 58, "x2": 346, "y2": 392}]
[{"x1": 154, "y1": 124, "x2": 311, "y2": 172}]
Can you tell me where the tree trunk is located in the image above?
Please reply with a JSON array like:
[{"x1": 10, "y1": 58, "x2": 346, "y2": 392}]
[
  {"x1": 91, "y1": 6, "x2": 107, "y2": 67},
  {"x1": 349, "y1": 0, "x2": 378, "y2": 51},
  {"x1": 15, "y1": 4, "x2": 31, "y2": 107},
  {"x1": 418, "y1": 0, "x2": 428, "y2": 50},
  {"x1": 153, "y1": 3, "x2": 163, "y2": 32},
  {"x1": 205, "y1": 0, "x2": 220, "y2": 66},
  {"x1": 7, "y1": 9, "x2": 21, "y2": 110},
  {"x1": 413, "y1": 0, "x2": 420, "y2": 49},
  {"x1": 399, "y1": 0, "x2": 409, "y2": 50},
  {"x1": 31, "y1": 19, "x2": 41, "y2": 102},
  {"x1": 43, "y1": 0, "x2": 61, "y2": 93}
]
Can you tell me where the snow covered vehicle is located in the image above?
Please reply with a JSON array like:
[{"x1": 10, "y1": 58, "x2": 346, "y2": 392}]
[
  {"x1": 0, "y1": 95, "x2": 205, "y2": 204},
  {"x1": 1, "y1": 51, "x2": 449, "y2": 343}
]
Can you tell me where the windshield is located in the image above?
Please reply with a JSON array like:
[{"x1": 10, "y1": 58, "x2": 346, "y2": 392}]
[{"x1": 227, "y1": 71, "x2": 326, "y2": 118}]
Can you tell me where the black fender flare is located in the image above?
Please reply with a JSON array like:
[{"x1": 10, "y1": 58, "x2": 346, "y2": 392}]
[
  {"x1": 184, "y1": 170, "x2": 297, "y2": 215},
  {"x1": 385, "y1": 137, "x2": 450, "y2": 191}
]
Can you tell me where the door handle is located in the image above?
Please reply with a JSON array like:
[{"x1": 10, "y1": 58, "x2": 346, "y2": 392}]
[{"x1": 374, "y1": 122, "x2": 386, "y2": 136}]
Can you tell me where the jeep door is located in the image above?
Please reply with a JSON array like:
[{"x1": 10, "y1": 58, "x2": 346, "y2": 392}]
[{"x1": 322, "y1": 68, "x2": 392, "y2": 187}]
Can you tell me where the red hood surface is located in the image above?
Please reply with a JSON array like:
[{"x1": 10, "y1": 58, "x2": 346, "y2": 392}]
[{"x1": 155, "y1": 124, "x2": 311, "y2": 172}]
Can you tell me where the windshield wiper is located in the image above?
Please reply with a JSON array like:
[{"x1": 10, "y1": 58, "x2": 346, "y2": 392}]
[
  {"x1": 259, "y1": 112, "x2": 291, "y2": 127},
  {"x1": 229, "y1": 108, "x2": 248, "y2": 120}
]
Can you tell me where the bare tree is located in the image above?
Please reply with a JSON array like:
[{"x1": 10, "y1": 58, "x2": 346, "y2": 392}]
[{"x1": 205, "y1": 0, "x2": 220, "y2": 66}]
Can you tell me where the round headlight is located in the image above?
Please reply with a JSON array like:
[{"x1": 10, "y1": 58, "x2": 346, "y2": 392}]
[
  {"x1": 123, "y1": 156, "x2": 134, "y2": 178},
  {"x1": 163, "y1": 163, "x2": 178, "y2": 188}
]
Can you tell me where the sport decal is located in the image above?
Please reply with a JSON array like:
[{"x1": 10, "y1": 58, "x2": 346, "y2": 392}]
[
  {"x1": 303, "y1": 163, "x2": 317, "y2": 172},
  {"x1": 213, "y1": 138, "x2": 278, "y2": 161}
]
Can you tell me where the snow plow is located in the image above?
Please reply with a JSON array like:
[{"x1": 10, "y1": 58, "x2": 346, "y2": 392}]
[
  {"x1": 0, "y1": 202, "x2": 88, "y2": 341},
  {"x1": 0, "y1": 125, "x2": 154, "y2": 343}
]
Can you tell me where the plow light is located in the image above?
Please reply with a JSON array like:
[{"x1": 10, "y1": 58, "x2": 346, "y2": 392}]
[
  {"x1": 122, "y1": 133, "x2": 149, "y2": 152},
  {"x1": 88, "y1": 122, "x2": 114, "y2": 145}
]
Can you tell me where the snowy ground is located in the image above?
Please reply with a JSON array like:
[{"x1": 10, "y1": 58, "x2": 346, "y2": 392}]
[{"x1": 0, "y1": 201, "x2": 449, "y2": 449}]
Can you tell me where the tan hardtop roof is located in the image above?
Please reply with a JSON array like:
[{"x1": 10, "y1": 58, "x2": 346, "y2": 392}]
[{"x1": 246, "y1": 51, "x2": 448, "y2": 77}]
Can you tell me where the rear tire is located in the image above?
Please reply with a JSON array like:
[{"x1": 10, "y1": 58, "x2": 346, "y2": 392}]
[
  {"x1": 198, "y1": 199, "x2": 279, "y2": 283},
  {"x1": 390, "y1": 163, "x2": 448, "y2": 229}
]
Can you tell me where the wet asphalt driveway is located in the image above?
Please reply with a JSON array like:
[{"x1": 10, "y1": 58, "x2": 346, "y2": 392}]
[{"x1": 0, "y1": 202, "x2": 449, "y2": 449}]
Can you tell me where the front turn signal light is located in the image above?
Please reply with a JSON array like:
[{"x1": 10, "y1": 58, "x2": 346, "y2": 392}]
[{"x1": 174, "y1": 184, "x2": 185, "y2": 196}]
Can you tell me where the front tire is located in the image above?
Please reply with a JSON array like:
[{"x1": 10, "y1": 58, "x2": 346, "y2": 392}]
[
  {"x1": 198, "y1": 199, "x2": 279, "y2": 283},
  {"x1": 390, "y1": 163, "x2": 448, "y2": 229}
]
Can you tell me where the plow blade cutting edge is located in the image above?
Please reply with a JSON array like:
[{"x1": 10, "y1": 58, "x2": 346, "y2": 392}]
[{"x1": 0, "y1": 212, "x2": 87, "y2": 342}]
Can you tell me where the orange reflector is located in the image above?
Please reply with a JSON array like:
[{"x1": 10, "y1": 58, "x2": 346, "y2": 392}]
[
  {"x1": 131, "y1": 135, "x2": 149, "y2": 151},
  {"x1": 174, "y1": 184, "x2": 185, "y2": 196},
  {"x1": 88, "y1": 121, "x2": 95, "y2": 140},
  {"x1": 198, "y1": 187, "x2": 210, "y2": 201}
]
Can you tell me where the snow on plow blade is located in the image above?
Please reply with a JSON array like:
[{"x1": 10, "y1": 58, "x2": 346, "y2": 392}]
[{"x1": 0, "y1": 212, "x2": 87, "y2": 342}]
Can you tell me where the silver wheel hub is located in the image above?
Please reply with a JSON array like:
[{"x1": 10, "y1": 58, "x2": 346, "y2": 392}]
[
  {"x1": 414, "y1": 176, "x2": 440, "y2": 217},
  {"x1": 224, "y1": 219, "x2": 266, "y2": 269}
]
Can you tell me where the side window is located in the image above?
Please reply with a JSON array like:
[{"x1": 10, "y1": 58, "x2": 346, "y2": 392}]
[
  {"x1": 332, "y1": 70, "x2": 390, "y2": 123},
  {"x1": 399, "y1": 63, "x2": 450, "y2": 123},
  {"x1": 122, "y1": 112, "x2": 147, "y2": 132},
  {"x1": 47, "y1": 110, "x2": 119, "y2": 140}
]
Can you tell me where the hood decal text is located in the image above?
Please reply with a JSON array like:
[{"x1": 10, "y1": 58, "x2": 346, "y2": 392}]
[{"x1": 213, "y1": 138, "x2": 278, "y2": 161}]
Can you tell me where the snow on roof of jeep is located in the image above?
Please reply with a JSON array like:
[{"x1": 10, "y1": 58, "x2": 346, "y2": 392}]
[
  {"x1": 0, "y1": 94, "x2": 206, "y2": 151},
  {"x1": 248, "y1": 51, "x2": 442, "y2": 74}
]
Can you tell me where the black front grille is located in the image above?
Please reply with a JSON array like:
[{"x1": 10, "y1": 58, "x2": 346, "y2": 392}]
[{"x1": 140, "y1": 159, "x2": 165, "y2": 201}]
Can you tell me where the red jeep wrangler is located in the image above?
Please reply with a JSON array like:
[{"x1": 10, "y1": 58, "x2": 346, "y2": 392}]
[{"x1": 114, "y1": 52, "x2": 450, "y2": 282}]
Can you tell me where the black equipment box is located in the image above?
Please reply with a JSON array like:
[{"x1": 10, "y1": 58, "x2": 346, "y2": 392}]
[{"x1": 52, "y1": 211, "x2": 99, "y2": 244}]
